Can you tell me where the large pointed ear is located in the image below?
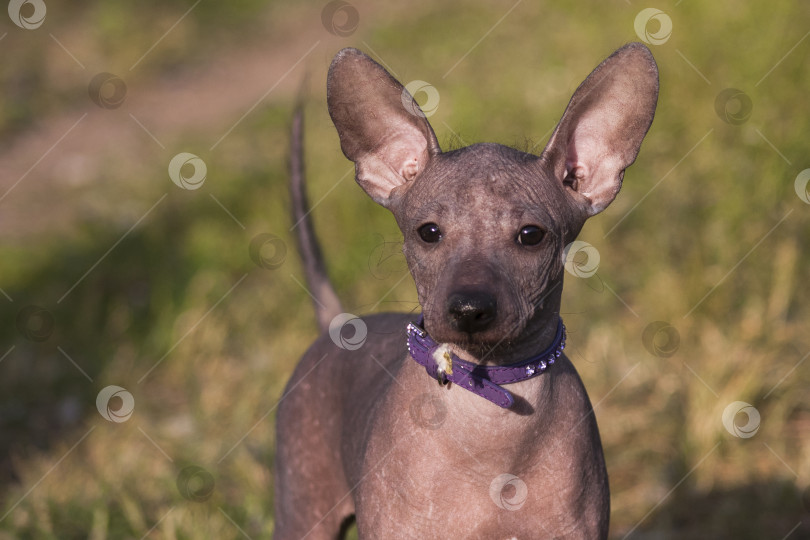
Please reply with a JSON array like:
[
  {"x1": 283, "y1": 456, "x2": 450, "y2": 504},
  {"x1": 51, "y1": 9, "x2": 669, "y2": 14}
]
[
  {"x1": 542, "y1": 43, "x2": 659, "y2": 216},
  {"x1": 327, "y1": 48, "x2": 441, "y2": 207}
]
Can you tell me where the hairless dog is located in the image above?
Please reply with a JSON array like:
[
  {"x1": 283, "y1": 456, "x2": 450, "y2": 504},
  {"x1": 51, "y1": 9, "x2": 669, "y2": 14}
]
[{"x1": 275, "y1": 43, "x2": 658, "y2": 539}]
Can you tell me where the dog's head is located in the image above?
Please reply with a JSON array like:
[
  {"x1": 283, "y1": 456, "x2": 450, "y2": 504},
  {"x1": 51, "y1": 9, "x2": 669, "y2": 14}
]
[{"x1": 327, "y1": 45, "x2": 658, "y2": 353}]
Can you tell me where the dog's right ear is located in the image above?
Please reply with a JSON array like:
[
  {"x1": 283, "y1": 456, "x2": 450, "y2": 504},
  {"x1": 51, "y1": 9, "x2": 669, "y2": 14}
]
[{"x1": 327, "y1": 48, "x2": 441, "y2": 207}]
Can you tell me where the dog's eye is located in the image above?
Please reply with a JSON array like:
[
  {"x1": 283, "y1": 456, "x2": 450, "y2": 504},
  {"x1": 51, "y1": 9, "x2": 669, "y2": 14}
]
[
  {"x1": 517, "y1": 225, "x2": 544, "y2": 246},
  {"x1": 418, "y1": 223, "x2": 442, "y2": 243}
]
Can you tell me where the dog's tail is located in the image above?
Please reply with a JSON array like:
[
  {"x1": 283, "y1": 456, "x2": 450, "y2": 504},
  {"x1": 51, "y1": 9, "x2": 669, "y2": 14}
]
[{"x1": 289, "y1": 105, "x2": 343, "y2": 332}]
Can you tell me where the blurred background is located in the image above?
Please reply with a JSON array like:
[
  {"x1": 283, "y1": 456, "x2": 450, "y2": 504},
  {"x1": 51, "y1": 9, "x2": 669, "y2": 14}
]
[{"x1": 1, "y1": 0, "x2": 808, "y2": 538}]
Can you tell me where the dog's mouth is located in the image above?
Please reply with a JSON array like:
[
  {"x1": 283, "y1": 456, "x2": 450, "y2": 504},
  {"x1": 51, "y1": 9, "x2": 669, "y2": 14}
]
[
  {"x1": 420, "y1": 291, "x2": 564, "y2": 364},
  {"x1": 422, "y1": 313, "x2": 526, "y2": 359}
]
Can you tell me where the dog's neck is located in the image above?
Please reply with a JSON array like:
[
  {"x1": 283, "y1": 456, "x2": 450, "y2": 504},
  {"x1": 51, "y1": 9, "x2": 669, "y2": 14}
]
[{"x1": 401, "y1": 341, "x2": 573, "y2": 435}]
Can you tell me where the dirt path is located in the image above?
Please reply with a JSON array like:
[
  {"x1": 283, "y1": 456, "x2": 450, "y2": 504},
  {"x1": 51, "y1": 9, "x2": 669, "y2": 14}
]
[{"x1": 0, "y1": 5, "x2": 370, "y2": 240}]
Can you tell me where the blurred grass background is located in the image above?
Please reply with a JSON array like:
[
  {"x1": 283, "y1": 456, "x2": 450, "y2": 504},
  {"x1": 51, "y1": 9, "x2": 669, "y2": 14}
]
[{"x1": 0, "y1": 0, "x2": 808, "y2": 538}]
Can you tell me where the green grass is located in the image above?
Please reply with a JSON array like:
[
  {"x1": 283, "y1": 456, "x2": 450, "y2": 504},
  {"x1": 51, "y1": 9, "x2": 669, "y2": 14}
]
[{"x1": 1, "y1": 0, "x2": 809, "y2": 538}]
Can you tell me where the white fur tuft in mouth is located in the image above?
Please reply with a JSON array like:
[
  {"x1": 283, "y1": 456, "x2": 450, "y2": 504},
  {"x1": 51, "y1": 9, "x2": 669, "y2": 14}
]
[{"x1": 432, "y1": 343, "x2": 453, "y2": 375}]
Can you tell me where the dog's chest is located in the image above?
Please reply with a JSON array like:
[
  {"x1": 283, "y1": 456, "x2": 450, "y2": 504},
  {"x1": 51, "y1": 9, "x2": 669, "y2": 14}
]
[
  {"x1": 348, "y1": 382, "x2": 582, "y2": 538},
  {"x1": 352, "y1": 438, "x2": 579, "y2": 538}
]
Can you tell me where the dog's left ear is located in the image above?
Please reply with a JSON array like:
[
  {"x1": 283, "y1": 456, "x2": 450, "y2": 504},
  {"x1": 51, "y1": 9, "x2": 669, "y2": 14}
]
[{"x1": 542, "y1": 43, "x2": 659, "y2": 216}]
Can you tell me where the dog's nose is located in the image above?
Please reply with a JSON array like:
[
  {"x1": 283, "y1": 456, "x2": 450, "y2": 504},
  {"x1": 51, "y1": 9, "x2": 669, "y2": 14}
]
[{"x1": 447, "y1": 291, "x2": 497, "y2": 333}]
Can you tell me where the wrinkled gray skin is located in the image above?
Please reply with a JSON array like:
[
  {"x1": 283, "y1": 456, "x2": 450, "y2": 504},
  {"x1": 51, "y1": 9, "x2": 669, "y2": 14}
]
[{"x1": 274, "y1": 44, "x2": 658, "y2": 539}]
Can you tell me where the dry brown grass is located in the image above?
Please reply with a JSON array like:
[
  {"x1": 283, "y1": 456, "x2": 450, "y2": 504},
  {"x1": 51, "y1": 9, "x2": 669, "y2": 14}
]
[{"x1": 1, "y1": 1, "x2": 808, "y2": 538}]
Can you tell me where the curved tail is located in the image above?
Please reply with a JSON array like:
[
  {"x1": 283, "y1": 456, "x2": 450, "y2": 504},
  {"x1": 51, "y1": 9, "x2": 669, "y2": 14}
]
[{"x1": 289, "y1": 106, "x2": 343, "y2": 332}]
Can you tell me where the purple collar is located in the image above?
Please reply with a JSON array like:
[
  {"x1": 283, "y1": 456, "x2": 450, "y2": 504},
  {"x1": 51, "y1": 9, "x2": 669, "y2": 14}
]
[{"x1": 406, "y1": 316, "x2": 566, "y2": 409}]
